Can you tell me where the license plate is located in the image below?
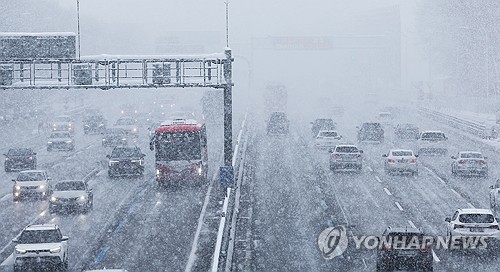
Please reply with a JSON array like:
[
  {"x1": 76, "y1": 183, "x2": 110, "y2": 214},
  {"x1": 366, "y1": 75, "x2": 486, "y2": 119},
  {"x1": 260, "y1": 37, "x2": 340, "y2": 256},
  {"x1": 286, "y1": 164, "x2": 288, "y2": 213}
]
[
  {"x1": 398, "y1": 159, "x2": 407, "y2": 163},
  {"x1": 398, "y1": 250, "x2": 417, "y2": 256},
  {"x1": 470, "y1": 227, "x2": 484, "y2": 232}
]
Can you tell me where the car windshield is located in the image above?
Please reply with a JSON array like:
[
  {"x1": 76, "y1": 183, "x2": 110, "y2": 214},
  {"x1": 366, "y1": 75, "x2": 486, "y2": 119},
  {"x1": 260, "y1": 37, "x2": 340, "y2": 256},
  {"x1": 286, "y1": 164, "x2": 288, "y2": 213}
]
[
  {"x1": 85, "y1": 115, "x2": 104, "y2": 122},
  {"x1": 155, "y1": 131, "x2": 201, "y2": 161},
  {"x1": 392, "y1": 151, "x2": 413, "y2": 156},
  {"x1": 319, "y1": 131, "x2": 338, "y2": 138},
  {"x1": 17, "y1": 172, "x2": 45, "y2": 181},
  {"x1": 111, "y1": 147, "x2": 141, "y2": 158},
  {"x1": 386, "y1": 233, "x2": 424, "y2": 247},
  {"x1": 421, "y1": 132, "x2": 445, "y2": 139},
  {"x1": 116, "y1": 118, "x2": 135, "y2": 125},
  {"x1": 336, "y1": 146, "x2": 358, "y2": 153},
  {"x1": 106, "y1": 129, "x2": 127, "y2": 136},
  {"x1": 54, "y1": 116, "x2": 71, "y2": 122},
  {"x1": 459, "y1": 214, "x2": 494, "y2": 223},
  {"x1": 54, "y1": 181, "x2": 85, "y2": 191},
  {"x1": 18, "y1": 230, "x2": 61, "y2": 244},
  {"x1": 315, "y1": 119, "x2": 335, "y2": 126},
  {"x1": 270, "y1": 113, "x2": 287, "y2": 121},
  {"x1": 7, "y1": 149, "x2": 31, "y2": 156},
  {"x1": 50, "y1": 132, "x2": 70, "y2": 138},
  {"x1": 460, "y1": 153, "x2": 483, "y2": 159},
  {"x1": 362, "y1": 123, "x2": 381, "y2": 129}
]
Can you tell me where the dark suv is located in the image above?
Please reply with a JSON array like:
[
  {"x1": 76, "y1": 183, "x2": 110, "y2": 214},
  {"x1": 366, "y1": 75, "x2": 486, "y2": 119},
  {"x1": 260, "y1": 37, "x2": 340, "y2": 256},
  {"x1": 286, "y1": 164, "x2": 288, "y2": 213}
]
[
  {"x1": 83, "y1": 114, "x2": 107, "y2": 134},
  {"x1": 267, "y1": 111, "x2": 289, "y2": 135},
  {"x1": 107, "y1": 146, "x2": 145, "y2": 177},
  {"x1": 376, "y1": 227, "x2": 433, "y2": 272},
  {"x1": 311, "y1": 118, "x2": 336, "y2": 137},
  {"x1": 357, "y1": 122, "x2": 384, "y2": 143},
  {"x1": 4, "y1": 148, "x2": 37, "y2": 172}
]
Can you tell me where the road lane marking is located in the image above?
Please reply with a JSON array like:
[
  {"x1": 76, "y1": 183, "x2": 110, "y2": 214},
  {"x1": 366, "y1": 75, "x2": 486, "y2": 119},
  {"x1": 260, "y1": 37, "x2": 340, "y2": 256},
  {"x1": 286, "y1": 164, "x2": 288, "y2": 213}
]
[
  {"x1": 375, "y1": 176, "x2": 382, "y2": 183},
  {"x1": 395, "y1": 202, "x2": 404, "y2": 211},
  {"x1": 320, "y1": 200, "x2": 328, "y2": 211},
  {"x1": 94, "y1": 245, "x2": 110, "y2": 265},
  {"x1": 383, "y1": 188, "x2": 392, "y2": 196},
  {"x1": 432, "y1": 249, "x2": 441, "y2": 262},
  {"x1": 450, "y1": 188, "x2": 462, "y2": 198},
  {"x1": 425, "y1": 167, "x2": 446, "y2": 184},
  {"x1": 467, "y1": 202, "x2": 475, "y2": 208},
  {"x1": 367, "y1": 166, "x2": 373, "y2": 172},
  {"x1": 0, "y1": 194, "x2": 10, "y2": 202},
  {"x1": 408, "y1": 220, "x2": 416, "y2": 228},
  {"x1": 86, "y1": 145, "x2": 93, "y2": 149},
  {"x1": 0, "y1": 253, "x2": 13, "y2": 266}
]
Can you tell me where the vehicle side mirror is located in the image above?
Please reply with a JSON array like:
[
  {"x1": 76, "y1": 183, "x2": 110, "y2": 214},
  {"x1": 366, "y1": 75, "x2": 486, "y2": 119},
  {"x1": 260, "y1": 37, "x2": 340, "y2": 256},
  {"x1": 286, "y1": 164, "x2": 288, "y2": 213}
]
[
  {"x1": 106, "y1": 155, "x2": 111, "y2": 159},
  {"x1": 451, "y1": 156, "x2": 456, "y2": 159},
  {"x1": 490, "y1": 185, "x2": 494, "y2": 189},
  {"x1": 33, "y1": 152, "x2": 37, "y2": 155},
  {"x1": 12, "y1": 238, "x2": 18, "y2": 243},
  {"x1": 3, "y1": 154, "x2": 6, "y2": 156},
  {"x1": 382, "y1": 154, "x2": 387, "y2": 157},
  {"x1": 12, "y1": 179, "x2": 16, "y2": 182},
  {"x1": 328, "y1": 149, "x2": 334, "y2": 154},
  {"x1": 142, "y1": 153, "x2": 146, "y2": 157},
  {"x1": 61, "y1": 236, "x2": 69, "y2": 241},
  {"x1": 359, "y1": 150, "x2": 363, "y2": 154},
  {"x1": 415, "y1": 154, "x2": 419, "y2": 158},
  {"x1": 47, "y1": 177, "x2": 52, "y2": 180},
  {"x1": 445, "y1": 217, "x2": 451, "y2": 222}
]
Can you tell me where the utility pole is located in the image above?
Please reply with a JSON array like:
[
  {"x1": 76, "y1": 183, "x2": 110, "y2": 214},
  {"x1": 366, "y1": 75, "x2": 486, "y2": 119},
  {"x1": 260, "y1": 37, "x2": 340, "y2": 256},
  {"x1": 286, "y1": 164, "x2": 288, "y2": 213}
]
[
  {"x1": 225, "y1": 1, "x2": 229, "y2": 47},
  {"x1": 77, "y1": 0, "x2": 81, "y2": 60}
]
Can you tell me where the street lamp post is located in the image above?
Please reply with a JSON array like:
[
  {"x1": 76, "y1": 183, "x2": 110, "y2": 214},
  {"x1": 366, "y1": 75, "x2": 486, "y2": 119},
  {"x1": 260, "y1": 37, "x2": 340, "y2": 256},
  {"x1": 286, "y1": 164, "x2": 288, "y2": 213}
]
[{"x1": 76, "y1": 0, "x2": 81, "y2": 60}]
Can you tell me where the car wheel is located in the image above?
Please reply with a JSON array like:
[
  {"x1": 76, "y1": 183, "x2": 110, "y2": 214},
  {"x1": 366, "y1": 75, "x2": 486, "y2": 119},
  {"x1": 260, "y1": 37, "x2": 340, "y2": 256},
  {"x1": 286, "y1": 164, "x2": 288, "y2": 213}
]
[
  {"x1": 422, "y1": 265, "x2": 433, "y2": 272},
  {"x1": 413, "y1": 170, "x2": 419, "y2": 177},
  {"x1": 330, "y1": 164, "x2": 336, "y2": 172},
  {"x1": 4, "y1": 167, "x2": 10, "y2": 172},
  {"x1": 13, "y1": 196, "x2": 19, "y2": 202},
  {"x1": 47, "y1": 147, "x2": 52, "y2": 152}
]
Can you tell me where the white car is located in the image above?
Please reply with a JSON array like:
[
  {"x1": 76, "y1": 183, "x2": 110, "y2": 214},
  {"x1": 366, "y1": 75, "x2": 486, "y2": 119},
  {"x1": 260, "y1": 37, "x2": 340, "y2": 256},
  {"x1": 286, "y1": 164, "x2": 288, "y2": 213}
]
[
  {"x1": 451, "y1": 151, "x2": 488, "y2": 177},
  {"x1": 378, "y1": 111, "x2": 393, "y2": 126},
  {"x1": 314, "y1": 130, "x2": 342, "y2": 149},
  {"x1": 418, "y1": 131, "x2": 448, "y2": 155},
  {"x1": 47, "y1": 131, "x2": 75, "y2": 151},
  {"x1": 52, "y1": 115, "x2": 74, "y2": 133},
  {"x1": 12, "y1": 170, "x2": 52, "y2": 201},
  {"x1": 382, "y1": 149, "x2": 418, "y2": 176},
  {"x1": 49, "y1": 180, "x2": 94, "y2": 214},
  {"x1": 489, "y1": 179, "x2": 500, "y2": 210},
  {"x1": 114, "y1": 117, "x2": 139, "y2": 137},
  {"x1": 329, "y1": 144, "x2": 363, "y2": 172},
  {"x1": 445, "y1": 209, "x2": 500, "y2": 249},
  {"x1": 12, "y1": 224, "x2": 69, "y2": 272}
]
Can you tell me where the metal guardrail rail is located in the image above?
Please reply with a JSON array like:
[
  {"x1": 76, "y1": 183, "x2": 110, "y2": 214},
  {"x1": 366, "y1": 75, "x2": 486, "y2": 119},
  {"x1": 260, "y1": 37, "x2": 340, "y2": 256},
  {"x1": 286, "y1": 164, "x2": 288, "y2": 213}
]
[{"x1": 419, "y1": 107, "x2": 499, "y2": 139}]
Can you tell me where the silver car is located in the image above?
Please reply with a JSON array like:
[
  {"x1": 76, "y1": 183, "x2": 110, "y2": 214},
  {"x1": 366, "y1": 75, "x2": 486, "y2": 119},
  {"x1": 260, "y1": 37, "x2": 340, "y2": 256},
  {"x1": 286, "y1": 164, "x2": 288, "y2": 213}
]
[
  {"x1": 451, "y1": 151, "x2": 488, "y2": 177},
  {"x1": 12, "y1": 170, "x2": 52, "y2": 201}
]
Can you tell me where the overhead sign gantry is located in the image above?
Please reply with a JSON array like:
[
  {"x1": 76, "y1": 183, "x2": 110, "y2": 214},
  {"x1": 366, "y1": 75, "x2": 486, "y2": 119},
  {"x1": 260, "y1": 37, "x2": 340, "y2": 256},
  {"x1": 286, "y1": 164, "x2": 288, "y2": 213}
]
[{"x1": 0, "y1": 47, "x2": 235, "y2": 185}]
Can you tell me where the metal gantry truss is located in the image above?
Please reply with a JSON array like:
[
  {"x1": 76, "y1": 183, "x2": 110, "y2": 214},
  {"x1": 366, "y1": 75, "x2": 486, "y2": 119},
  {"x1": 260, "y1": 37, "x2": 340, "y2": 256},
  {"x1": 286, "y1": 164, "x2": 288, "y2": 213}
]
[
  {"x1": 0, "y1": 51, "x2": 231, "y2": 90},
  {"x1": 0, "y1": 49, "x2": 235, "y2": 182}
]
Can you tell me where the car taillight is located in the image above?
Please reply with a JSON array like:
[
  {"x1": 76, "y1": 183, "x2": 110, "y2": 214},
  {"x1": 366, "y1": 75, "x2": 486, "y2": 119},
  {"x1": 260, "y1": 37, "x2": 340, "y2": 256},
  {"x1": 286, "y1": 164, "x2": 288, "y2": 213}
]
[
  {"x1": 421, "y1": 246, "x2": 431, "y2": 252},
  {"x1": 410, "y1": 159, "x2": 417, "y2": 163},
  {"x1": 458, "y1": 160, "x2": 465, "y2": 164},
  {"x1": 488, "y1": 225, "x2": 499, "y2": 230},
  {"x1": 388, "y1": 159, "x2": 395, "y2": 163},
  {"x1": 480, "y1": 160, "x2": 487, "y2": 165},
  {"x1": 454, "y1": 224, "x2": 466, "y2": 229},
  {"x1": 382, "y1": 245, "x2": 392, "y2": 251},
  {"x1": 332, "y1": 154, "x2": 340, "y2": 158}
]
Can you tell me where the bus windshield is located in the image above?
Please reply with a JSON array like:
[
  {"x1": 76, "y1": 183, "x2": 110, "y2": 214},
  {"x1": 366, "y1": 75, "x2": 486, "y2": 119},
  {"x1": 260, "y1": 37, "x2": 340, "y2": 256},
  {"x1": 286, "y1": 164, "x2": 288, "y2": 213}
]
[{"x1": 155, "y1": 131, "x2": 201, "y2": 161}]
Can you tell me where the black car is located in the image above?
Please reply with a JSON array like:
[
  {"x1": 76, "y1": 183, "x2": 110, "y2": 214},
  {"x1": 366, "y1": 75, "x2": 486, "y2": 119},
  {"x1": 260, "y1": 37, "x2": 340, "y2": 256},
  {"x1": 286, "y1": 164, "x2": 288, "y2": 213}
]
[
  {"x1": 4, "y1": 148, "x2": 37, "y2": 172},
  {"x1": 267, "y1": 111, "x2": 289, "y2": 135},
  {"x1": 83, "y1": 114, "x2": 107, "y2": 134},
  {"x1": 107, "y1": 146, "x2": 145, "y2": 177},
  {"x1": 376, "y1": 227, "x2": 433, "y2": 271},
  {"x1": 102, "y1": 128, "x2": 128, "y2": 147},
  {"x1": 357, "y1": 122, "x2": 384, "y2": 143},
  {"x1": 311, "y1": 118, "x2": 336, "y2": 137},
  {"x1": 395, "y1": 123, "x2": 420, "y2": 140}
]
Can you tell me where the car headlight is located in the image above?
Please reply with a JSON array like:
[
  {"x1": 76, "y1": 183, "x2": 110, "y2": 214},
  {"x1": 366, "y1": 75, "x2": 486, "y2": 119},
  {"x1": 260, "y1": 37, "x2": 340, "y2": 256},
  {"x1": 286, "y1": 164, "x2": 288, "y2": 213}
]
[
  {"x1": 122, "y1": 138, "x2": 127, "y2": 141},
  {"x1": 15, "y1": 185, "x2": 21, "y2": 190},
  {"x1": 68, "y1": 123, "x2": 72, "y2": 127},
  {"x1": 132, "y1": 128, "x2": 137, "y2": 132},
  {"x1": 79, "y1": 195, "x2": 87, "y2": 201},
  {"x1": 197, "y1": 167, "x2": 203, "y2": 175},
  {"x1": 49, "y1": 247, "x2": 61, "y2": 253},
  {"x1": 156, "y1": 169, "x2": 160, "y2": 176},
  {"x1": 39, "y1": 184, "x2": 47, "y2": 189},
  {"x1": 53, "y1": 124, "x2": 56, "y2": 127},
  {"x1": 48, "y1": 141, "x2": 53, "y2": 144},
  {"x1": 66, "y1": 140, "x2": 72, "y2": 143},
  {"x1": 15, "y1": 248, "x2": 27, "y2": 254},
  {"x1": 5, "y1": 157, "x2": 8, "y2": 161},
  {"x1": 102, "y1": 139, "x2": 106, "y2": 141},
  {"x1": 109, "y1": 160, "x2": 119, "y2": 166},
  {"x1": 131, "y1": 160, "x2": 143, "y2": 165},
  {"x1": 50, "y1": 196, "x2": 57, "y2": 202}
]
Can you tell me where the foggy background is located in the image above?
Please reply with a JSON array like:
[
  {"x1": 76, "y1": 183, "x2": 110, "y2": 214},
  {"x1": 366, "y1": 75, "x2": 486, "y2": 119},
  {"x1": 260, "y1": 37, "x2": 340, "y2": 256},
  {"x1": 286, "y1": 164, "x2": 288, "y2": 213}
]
[{"x1": 1, "y1": 0, "x2": 499, "y2": 114}]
